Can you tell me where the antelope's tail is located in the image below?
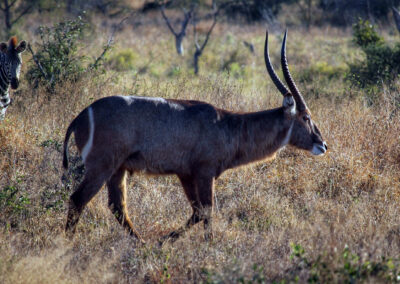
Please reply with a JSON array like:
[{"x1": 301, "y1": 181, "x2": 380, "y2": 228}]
[{"x1": 63, "y1": 118, "x2": 78, "y2": 170}]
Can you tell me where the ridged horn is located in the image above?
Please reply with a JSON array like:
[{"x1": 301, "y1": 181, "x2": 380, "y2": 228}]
[
  {"x1": 264, "y1": 30, "x2": 290, "y2": 96},
  {"x1": 280, "y1": 30, "x2": 308, "y2": 112}
]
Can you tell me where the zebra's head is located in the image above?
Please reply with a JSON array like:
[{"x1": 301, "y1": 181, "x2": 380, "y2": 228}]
[{"x1": 0, "y1": 37, "x2": 26, "y2": 90}]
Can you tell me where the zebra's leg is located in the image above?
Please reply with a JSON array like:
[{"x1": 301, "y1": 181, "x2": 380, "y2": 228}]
[
  {"x1": 0, "y1": 95, "x2": 11, "y2": 121},
  {"x1": 0, "y1": 106, "x2": 7, "y2": 121}
]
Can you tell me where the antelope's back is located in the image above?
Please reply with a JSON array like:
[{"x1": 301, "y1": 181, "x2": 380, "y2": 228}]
[{"x1": 88, "y1": 96, "x2": 235, "y2": 174}]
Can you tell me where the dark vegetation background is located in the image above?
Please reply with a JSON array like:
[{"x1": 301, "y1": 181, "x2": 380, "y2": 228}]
[{"x1": 1, "y1": 0, "x2": 400, "y2": 282}]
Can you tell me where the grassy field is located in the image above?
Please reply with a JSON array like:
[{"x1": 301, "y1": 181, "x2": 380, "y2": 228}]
[{"x1": 1, "y1": 11, "x2": 400, "y2": 283}]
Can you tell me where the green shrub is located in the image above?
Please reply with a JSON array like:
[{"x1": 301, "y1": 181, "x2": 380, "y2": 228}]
[
  {"x1": 26, "y1": 17, "x2": 89, "y2": 91},
  {"x1": 283, "y1": 243, "x2": 400, "y2": 283},
  {"x1": 221, "y1": 48, "x2": 248, "y2": 78},
  {"x1": 352, "y1": 19, "x2": 384, "y2": 48},
  {"x1": 347, "y1": 19, "x2": 400, "y2": 89},
  {"x1": 167, "y1": 65, "x2": 183, "y2": 77},
  {"x1": 202, "y1": 263, "x2": 266, "y2": 284},
  {"x1": 0, "y1": 185, "x2": 30, "y2": 228},
  {"x1": 301, "y1": 61, "x2": 348, "y2": 81},
  {"x1": 107, "y1": 49, "x2": 137, "y2": 71}
]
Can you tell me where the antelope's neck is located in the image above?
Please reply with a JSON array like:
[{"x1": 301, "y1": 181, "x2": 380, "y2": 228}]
[{"x1": 227, "y1": 107, "x2": 293, "y2": 169}]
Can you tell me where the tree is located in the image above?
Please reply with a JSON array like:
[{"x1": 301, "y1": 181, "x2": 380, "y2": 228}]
[
  {"x1": 0, "y1": 0, "x2": 44, "y2": 36},
  {"x1": 192, "y1": 3, "x2": 219, "y2": 74},
  {"x1": 223, "y1": 0, "x2": 289, "y2": 22},
  {"x1": 64, "y1": 0, "x2": 128, "y2": 17},
  {"x1": 319, "y1": 0, "x2": 400, "y2": 26},
  {"x1": 160, "y1": 2, "x2": 194, "y2": 55},
  {"x1": 393, "y1": 7, "x2": 400, "y2": 33},
  {"x1": 296, "y1": 0, "x2": 318, "y2": 29},
  {"x1": 158, "y1": 0, "x2": 228, "y2": 74}
]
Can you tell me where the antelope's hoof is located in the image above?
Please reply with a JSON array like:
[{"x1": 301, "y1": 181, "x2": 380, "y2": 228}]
[
  {"x1": 204, "y1": 232, "x2": 214, "y2": 242},
  {"x1": 158, "y1": 231, "x2": 180, "y2": 247}
]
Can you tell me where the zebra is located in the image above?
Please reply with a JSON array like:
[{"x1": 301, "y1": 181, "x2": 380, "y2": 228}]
[{"x1": 0, "y1": 36, "x2": 26, "y2": 121}]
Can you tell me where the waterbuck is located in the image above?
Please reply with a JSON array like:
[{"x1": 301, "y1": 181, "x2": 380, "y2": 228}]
[{"x1": 63, "y1": 30, "x2": 327, "y2": 243}]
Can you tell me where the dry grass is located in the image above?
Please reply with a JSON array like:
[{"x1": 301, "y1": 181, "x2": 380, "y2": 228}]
[{"x1": 0, "y1": 15, "x2": 400, "y2": 283}]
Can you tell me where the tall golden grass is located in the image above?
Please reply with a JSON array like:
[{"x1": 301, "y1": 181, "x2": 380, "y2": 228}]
[{"x1": 0, "y1": 18, "x2": 399, "y2": 282}]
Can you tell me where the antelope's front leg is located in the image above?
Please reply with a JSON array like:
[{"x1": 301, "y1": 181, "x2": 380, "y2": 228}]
[{"x1": 194, "y1": 175, "x2": 214, "y2": 241}]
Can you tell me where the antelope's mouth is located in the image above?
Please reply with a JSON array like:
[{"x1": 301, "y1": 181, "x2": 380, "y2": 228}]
[{"x1": 311, "y1": 142, "x2": 327, "y2": 156}]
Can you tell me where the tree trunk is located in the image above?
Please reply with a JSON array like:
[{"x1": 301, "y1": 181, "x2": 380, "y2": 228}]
[
  {"x1": 4, "y1": 0, "x2": 12, "y2": 33},
  {"x1": 393, "y1": 7, "x2": 400, "y2": 33},
  {"x1": 194, "y1": 50, "x2": 201, "y2": 75},
  {"x1": 306, "y1": 0, "x2": 312, "y2": 30},
  {"x1": 176, "y1": 34, "x2": 184, "y2": 55}
]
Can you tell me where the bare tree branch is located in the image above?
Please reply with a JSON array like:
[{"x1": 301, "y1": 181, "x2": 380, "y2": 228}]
[
  {"x1": 161, "y1": 4, "x2": 178, "y2": 36},
  {"x1": 179, "y1": 6, "x2": 193, "y2": 36},
  {"x1": 9, "y1": 0, "x2": 17, "y2": 9},
  {"x1": 27, "y1": 43, "x2": 49, "y2": 81},
  {"x1": 393, "y1": 7, "x2": 400, "y2": 33},
  {"x1": 90, "y1": 12, "x2": 135, "y2": 70},
  {"x1": 11, "y1": 3, "x2": 34, "y2": 25},
  {"x1": 199, "y1": 12, "x2": 218, "y2": 52},
  {"x1": 192, "y1": 1, "x2": 221, "y2": 75},
  {"x1": 160, "y1": 3, "x2": 195, "y2": 55},
  {"x1": 243, "y1": 41, "x2": 255, "y2": 55},
  {"x1": 193, "y1": 19, "x2": 200, "y2": 50},
  {"x1": 193, "y1": 1, "x2": 220, "y2": 55}
]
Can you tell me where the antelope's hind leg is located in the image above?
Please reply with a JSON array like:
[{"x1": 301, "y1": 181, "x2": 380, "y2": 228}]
[
  {"x1": 107, "y1": 167, "x2": 145, "y2": 243},
  {"x1": 65, "y1": 169, "x2": 110, "y2": 238}
]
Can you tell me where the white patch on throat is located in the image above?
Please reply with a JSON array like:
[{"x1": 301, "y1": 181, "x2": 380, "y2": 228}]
[
  {"x1": 281, "y1": 121, "x2": 294, "y2": 147},
  {"x1": 290, "y1": 105, "x2": 296, "y2": 116},
  {"x1": 81, "y1": 107, "x2": 95, "y2": 163}
]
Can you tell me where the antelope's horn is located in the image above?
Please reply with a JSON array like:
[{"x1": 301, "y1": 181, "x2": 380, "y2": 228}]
[
  {"x1": 264, "y1": 30, "x2": 290, "y2": 97},
  {"x1": 280, "y1": 30, "x2": 308, "y2": 112}
]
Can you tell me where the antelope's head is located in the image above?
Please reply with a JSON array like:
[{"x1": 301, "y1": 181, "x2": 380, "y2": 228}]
[
  {"x1": 264, "y1": 30, "x2": 327, "y2": 156},
  {"x1": 0, "y1": 37, "x2": 26, "y2": 89}
]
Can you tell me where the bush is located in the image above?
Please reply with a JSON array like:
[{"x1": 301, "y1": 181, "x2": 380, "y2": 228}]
[
  {"x1": 0, "y1": 184, "x2": 30, "y2": 228},
  {"x1": 107, "y1": 49, "x2": 137, "y2": 71},
  {"x1": 302, "y1": 61, "x2": 348, "y2": 81},
  {"x1": 352, "y1": 19, "x2": 384, "y2": 48},
  {"x1": 26, "y1": 17, "x2": 89, "y2": 91},
  {"x1": 283, "y1": 243, "x2": 400, "y2": 283},
  {"x1": 347, "y1": 19, "x2": 400, "y2": 89},
  {"x1": 221, "y1": 48, "x2": 248, "y2": 78}
]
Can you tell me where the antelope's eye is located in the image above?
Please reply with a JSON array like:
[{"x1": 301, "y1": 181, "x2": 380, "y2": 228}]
[{"x1": 303, "y1": 115, "x2": 310, "y2": 122}]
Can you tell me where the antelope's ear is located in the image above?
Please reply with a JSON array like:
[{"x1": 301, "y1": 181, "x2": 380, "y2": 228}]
[
  {"x1": 0, "y1": 42, "x2": 7, "y2": 53},
  {"x1": 8, "y1": 36, "x2": 17, "y2": 49},
  {"x1": 283, "y1": 94, "x2": 296, "y2": 116},
  {"x1": 16, "y1": 41, "x2": 26, "y2": 53}
]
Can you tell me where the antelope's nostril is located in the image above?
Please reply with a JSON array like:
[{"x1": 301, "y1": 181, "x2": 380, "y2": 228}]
[{"x1": 323, "y1": 141, "x2": 328, "y2": 150}]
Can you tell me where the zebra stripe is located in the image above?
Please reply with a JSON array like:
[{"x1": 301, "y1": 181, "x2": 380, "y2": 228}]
[{"x1": 0, "y1": 52, "x2": 12, "y2": 121}]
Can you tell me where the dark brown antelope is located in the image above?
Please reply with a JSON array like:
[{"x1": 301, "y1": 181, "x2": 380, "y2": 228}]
[{"x1": 63, "y1": 30, "x2": 327, "y2": 243}]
